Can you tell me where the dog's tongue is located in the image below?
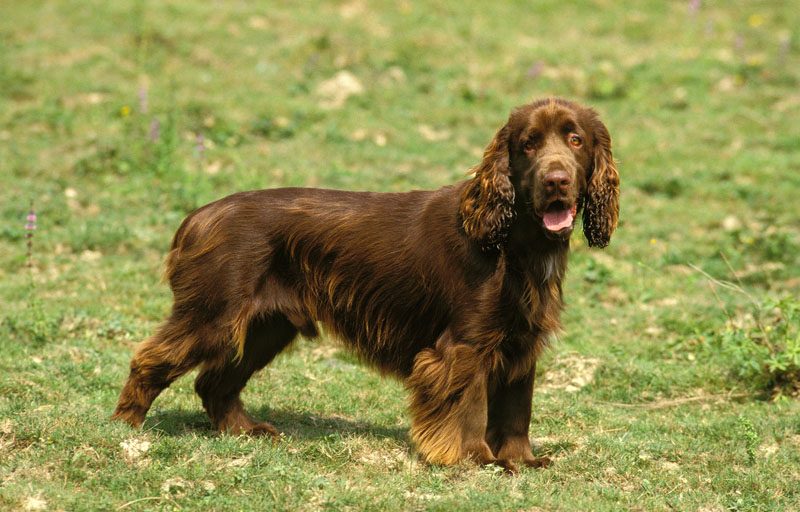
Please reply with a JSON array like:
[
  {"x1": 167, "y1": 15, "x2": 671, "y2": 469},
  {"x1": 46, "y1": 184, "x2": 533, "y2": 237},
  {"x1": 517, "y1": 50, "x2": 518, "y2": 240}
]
[{"x1": 542, "y1": 208, "x2": 575, "y2": 232}]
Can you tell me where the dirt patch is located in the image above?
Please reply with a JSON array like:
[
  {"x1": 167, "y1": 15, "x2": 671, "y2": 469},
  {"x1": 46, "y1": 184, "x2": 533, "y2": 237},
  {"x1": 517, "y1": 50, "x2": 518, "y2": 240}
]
[
  {"x1": 356, "y1": 446, "x2": 411, "y2": 470},
  {"x1": 309, "y1": 342, "x2": 341, "y2": 360},
  {"x1": 226, "y1": 454, "x2": 253, "y2": 468},
  {"x1": 161, "y1": 477, "x2": 191, "y2": 498},
  {"x1": 539, "y1": 354, "x2": 601, "y2": 393},
  {"x1": 120, "y1": 438, "x2": 151, "y2": 463},
  {"x1": 1, "y1": 419, "x2": 17, "y2": 457},
  {"x1": 23, "y1": 495, "x2": 48, "y2": 511}
]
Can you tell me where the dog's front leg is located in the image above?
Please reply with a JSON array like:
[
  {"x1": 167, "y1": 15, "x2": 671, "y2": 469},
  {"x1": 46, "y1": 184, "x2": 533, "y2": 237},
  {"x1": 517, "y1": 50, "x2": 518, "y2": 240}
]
[
  {"x1": 406, "y1": 333, "x2": 517, "y2": 473},
  {"x1": 486, "y1": 366, "x2": 552, "y2": 469}
]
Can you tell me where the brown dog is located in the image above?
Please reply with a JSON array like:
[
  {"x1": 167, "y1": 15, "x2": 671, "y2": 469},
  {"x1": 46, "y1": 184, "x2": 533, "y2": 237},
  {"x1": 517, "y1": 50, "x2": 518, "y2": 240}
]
[{"x1": 113, "y1": 98, "x2": 619, "y2": 472}]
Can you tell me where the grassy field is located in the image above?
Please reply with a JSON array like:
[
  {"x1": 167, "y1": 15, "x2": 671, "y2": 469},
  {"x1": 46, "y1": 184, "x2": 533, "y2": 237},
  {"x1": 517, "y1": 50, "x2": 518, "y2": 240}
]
[{"x1": 2, "y1": 0, "x2": 800, "y2": 510}]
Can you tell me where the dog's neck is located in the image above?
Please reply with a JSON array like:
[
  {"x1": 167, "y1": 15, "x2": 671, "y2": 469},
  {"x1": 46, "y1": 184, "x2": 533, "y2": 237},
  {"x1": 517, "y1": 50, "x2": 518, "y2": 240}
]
[
  {"x1": 495, "y1": 216, "x2": 568, "y2": 339},
  {"x1": 504, "y1": 213, "x2": 570, "y2": 285}
]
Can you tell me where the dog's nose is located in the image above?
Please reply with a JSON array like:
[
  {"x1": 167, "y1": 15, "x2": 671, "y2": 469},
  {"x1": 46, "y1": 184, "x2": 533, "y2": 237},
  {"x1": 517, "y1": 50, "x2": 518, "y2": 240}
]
[{"x1": 543, "y1": 170, "x2": 572, "y2": 195}]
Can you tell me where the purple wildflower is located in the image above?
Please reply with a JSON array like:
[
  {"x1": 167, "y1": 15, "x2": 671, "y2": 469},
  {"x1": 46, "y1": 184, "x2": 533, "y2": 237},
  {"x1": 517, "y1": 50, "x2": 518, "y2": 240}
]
[
  {"x1": 195, "y1": 133, "x2": 206, "y2": 161},
  {"x1": 688, "y1": 0, "x2": 700, "y2": 16},
  {"x1": 149, "y1": 118, "x2": 160, "y2": 142},
  {"x1": 526, "y1": 60, "x2": 545, "y2": 80},
  {"x1": 25, "y1": 212, "x2": 37, "y2": 231},
  {"x1": 25, "y1": 201, "x2": 36, "y2": 268},
  {"x1": 735, "y1": 33, "x2": 745, "y2": 52},
  {"x1": 778, "y1": 33, "x2": 791, "y2": 64},
  {"x1": 138, "y1": 87, "x2": 149, "y2": 114}
]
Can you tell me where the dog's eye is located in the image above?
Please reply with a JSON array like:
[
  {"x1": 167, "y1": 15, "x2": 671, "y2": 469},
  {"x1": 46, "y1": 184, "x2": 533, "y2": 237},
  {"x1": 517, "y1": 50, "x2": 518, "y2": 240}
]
[{"x1": 568, "y1": 133, "x2": 582, "y2": 148}]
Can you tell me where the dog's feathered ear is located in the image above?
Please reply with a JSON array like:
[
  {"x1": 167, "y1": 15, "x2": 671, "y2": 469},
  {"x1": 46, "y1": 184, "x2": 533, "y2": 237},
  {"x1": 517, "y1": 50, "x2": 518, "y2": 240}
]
[
  {"x1": 583, "y1": 115, "x2": 620, "y2": 248},
  {"x1": 459, "y1": 124, "x2": 515, "y2": 250}
]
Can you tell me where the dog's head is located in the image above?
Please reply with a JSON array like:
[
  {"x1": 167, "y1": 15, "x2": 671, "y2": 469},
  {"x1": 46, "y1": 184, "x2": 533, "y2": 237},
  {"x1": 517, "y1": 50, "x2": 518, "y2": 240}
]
[{"x1": 460, "y1": 98, "x2": 620, "y2": 249}]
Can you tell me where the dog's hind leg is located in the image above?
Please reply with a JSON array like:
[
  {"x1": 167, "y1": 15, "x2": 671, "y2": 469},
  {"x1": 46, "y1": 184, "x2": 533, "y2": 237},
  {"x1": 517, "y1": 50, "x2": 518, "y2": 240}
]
[
  {"x1": 112, "y1": 315, "x2": 212, "y2": 427},
  {"x1": 194, "y1": 312, "x2": 300, "y2": 437}
]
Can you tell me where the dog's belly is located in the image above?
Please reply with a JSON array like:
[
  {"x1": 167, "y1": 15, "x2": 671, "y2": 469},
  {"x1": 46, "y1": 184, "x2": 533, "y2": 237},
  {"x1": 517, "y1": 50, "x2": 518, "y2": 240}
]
[
  {"x1": 308, "y1": 279, "x2": 451, "y2": 377},
  {"x1": 260, "y1": 239, "x2": 452, "y2": 377}
]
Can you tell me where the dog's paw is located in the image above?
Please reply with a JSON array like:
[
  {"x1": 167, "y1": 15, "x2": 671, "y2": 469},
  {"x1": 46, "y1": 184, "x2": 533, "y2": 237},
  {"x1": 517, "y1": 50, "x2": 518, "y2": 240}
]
[
  {"x1": 491, "y1": 458, "x2": 520, "y2": 475},
  {"x1": 248, "y1": 422, "x2": 280, "y2": 440},
  {"x1": 522, "y1": 456, "x2": 552, "y2": 469}
]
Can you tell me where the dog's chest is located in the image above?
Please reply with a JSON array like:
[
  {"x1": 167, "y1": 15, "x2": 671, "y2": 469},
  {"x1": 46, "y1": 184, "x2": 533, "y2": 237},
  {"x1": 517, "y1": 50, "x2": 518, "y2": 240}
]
[
  {"x1": 491, "y1": 272, "x2": 563, "y2": 381},
  {"x1": 518, "y1": 270, "x2": 563, "y2": 334}
]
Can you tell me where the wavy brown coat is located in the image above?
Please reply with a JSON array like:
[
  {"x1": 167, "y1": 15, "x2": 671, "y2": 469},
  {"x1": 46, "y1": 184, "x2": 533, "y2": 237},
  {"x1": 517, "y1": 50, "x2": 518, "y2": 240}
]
[{"x1": 113, "y1": 98, "x2": 620, "y2": 472}]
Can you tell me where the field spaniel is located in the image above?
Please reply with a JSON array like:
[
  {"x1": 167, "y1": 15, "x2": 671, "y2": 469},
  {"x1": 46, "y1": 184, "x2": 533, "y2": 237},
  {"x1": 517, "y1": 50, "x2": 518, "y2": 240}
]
[{"x1": 114, "y1": 98, "x2": 620, "y2": 472}]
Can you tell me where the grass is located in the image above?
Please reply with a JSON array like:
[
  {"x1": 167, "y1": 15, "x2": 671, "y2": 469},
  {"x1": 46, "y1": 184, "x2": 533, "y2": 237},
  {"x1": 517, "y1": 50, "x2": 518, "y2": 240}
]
[{"x1": 2, "y1": 0, "x2": 800, "y2": 510}]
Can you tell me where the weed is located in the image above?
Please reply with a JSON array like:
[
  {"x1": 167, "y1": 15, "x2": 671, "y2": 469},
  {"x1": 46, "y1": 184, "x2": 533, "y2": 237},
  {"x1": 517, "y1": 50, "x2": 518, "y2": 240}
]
[
  {"x1": 736, "y1": 415, "x2": 759, "y2": 466},
  {"x1": 3, "y1": 203, "x2": 60, "y2": 345},
  {"x1": 4, "y1": 295, "x2": 61, "y2": 346},
  {"x1": 691, "y1": 264, "x2": 800, "y2": 398},
  {"x1": 716, "y1": 297, "x2": 800, "y2": 398}
]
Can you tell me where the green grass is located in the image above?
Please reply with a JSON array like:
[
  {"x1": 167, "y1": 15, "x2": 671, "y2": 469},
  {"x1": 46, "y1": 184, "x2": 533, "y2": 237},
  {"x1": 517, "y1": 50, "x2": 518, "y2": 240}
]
[{"x1": 2, "y1": 0, "x2": 800, "y2": 510}]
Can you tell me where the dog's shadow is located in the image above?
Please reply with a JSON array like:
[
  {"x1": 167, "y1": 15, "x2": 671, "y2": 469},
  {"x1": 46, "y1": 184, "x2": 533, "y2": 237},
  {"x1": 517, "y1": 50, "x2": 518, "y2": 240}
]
[
  {"x1": 144, "y1": 406, "x2": 408, "y2": 443},
  {"x1": 142, "y1": 408, "x2": 572, "y2": 464}
]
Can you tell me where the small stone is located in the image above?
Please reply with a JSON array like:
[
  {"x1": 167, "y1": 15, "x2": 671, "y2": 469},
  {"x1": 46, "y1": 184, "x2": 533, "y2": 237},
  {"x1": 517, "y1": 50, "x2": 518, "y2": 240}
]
[
  {"x1": 418, "y1": 124, "x2": 451, "y2": 142},
  {"x1": 80, "y1": 250, "x2": 102, "y2": 262},
  {"x1": 317, "y1": 71, "x2": 364, "y2": 109},
  {"x1": 722, "y1": 215, "x2": 741, "y2": 231},
  {"x1": 350, "y1": 128, "x2": 368, "y2": 141}
]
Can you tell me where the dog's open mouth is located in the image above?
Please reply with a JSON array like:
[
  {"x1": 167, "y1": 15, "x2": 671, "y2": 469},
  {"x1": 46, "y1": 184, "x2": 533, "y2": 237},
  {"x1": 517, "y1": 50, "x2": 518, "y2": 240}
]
[{"x1": 541, "y1": 201, "x2": 577, "y2": 233}]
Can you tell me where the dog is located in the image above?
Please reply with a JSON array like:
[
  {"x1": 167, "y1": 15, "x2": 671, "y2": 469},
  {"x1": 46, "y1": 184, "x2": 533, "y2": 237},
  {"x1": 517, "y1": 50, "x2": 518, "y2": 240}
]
[{"x1": 113, "y1": 98, "x2": 620, "y2": 472}]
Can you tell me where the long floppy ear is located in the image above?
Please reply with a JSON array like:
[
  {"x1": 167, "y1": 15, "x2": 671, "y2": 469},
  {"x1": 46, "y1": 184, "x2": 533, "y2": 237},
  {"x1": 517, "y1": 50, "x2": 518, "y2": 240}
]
[
  {"x1": 583, "y1": 116, "x2": 620, "y2": 248},
  {"x1": 459, "y1": 124, "x2": 515, "y2": 250}
]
